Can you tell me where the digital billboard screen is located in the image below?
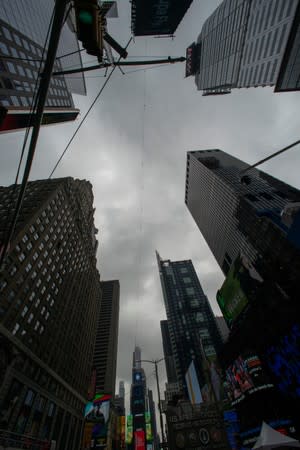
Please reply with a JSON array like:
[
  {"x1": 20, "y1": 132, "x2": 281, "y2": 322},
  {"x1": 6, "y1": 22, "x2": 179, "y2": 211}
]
[
  {"x1": 185, "y1": 360, "x2": 203, "y2": 404},
  {"x1": 224, "y1": 354, "x2": 273, "y2": 406},
  {"x1": 84, "y1": 393, "x2": 111, "y2": 448},
  {"x1": 217, "y1": 254, "x2": 263, "y2": 328},
  {"x1": 135, "y1": 429, "x2": 145, "y2": 450},
  {"x1": 265, "y1": 323, "x2": 300, "y2": 399},
  {"x1": 131, "y1": 0, "x2": 194, "y2": 36}
]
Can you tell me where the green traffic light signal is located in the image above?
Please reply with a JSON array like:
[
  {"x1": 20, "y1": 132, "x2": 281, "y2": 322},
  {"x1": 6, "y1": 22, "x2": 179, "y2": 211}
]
[{"x1": 79, "y1": 10, "x2": 93, "y2": 24}]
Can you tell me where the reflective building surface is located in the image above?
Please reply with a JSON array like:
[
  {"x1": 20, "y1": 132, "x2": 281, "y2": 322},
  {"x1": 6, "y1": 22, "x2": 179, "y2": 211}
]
[
  {"x1": 157, "y1": 252, "x2": 222, "y2": 392},
  {"x1": 190, "y1": 0, "x2": 300, "y2": 94}
]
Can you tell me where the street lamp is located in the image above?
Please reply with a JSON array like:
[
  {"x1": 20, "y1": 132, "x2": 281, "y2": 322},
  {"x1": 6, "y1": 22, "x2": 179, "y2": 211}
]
[{"x1": 137, "y1": 358, "x2": 167, "y2": 446}]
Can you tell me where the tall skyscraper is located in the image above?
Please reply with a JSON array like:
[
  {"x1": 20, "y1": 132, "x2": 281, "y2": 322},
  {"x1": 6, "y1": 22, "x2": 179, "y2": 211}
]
[
  {"x1": 0, "y1": 177, "x2": 100, "y2": 449},
  {"x1": 133, "y1": 345, "x2": 142, "y2": 369},
  {"x1": 185, "y1": 149, "x2": 300, "y2": 277},
  {"x1": 93, "y1": 280, "x2": 120, "y2": 396},
  {"x1": 156, "y1": 252, "x2": 222, "y2": 393},
  {"x1": 0, "y1": 0, "x2": 86, "y2": 132},
  {"x1": 160, "y1": 320, "x2": 177, "y2": 383},
  {"x1": 186, "y1": 0, "x2": 300, "y2": 94},
  {"x1": 185, "y1": 149, "x2": 300, "y2": 442}
]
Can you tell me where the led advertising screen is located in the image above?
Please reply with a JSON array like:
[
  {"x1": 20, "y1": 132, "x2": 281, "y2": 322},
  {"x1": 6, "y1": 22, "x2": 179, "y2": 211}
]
[
  {"x1": 84, "y1": 394, "x2": 111, "y2": 448},
  {"x1": 225, "y1": 354, "x2": 273, "y2": 406},
  {"x1": 185, "y1": 360, "x2": 203, "y2": 404},
  {"x1": 217, "y1": 254, "x2": 263, "y2": 328},
  {"x1": 135, "y1": 429, "x2": 145, "y2": 450},
  {"x1": 146, "y1": 423, "x2": 153, "y2": 442},
  {"x1": 265, "y1": 323, "x2": 300, "y2": 399},
  {"x1": 145, "y1": 412, "x2": 151, "y2": 424},
  {"x1": 131, "y1": 0, "x2": 194, "y2": 36},
  {"x1": 126, "y1": 415, "x2": 133, "y2": 444}
]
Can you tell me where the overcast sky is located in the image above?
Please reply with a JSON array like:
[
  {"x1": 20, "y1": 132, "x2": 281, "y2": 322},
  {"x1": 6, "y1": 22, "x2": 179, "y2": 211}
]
[{"x1": 1, "y1": 0, "x2": 300, "y2": 415}]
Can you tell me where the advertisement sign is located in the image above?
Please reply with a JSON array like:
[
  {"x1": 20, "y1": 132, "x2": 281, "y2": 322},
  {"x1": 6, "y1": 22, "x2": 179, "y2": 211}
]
[
  {"x1": 84, "y1": 394, "x2": 111, "y2": 448},
  {"x1": 131, "y1": 0, "x2": 194, "y2": 36},
  {"x1": 126, "y1": 415, "x2": 133, "y2": 444},
  {"x1": 120, "y1": 415, "x2": 126, "y2": 445},
  {"x1": 166, "y1": 402, "x2": 228, "y2": 450},
  {"x1": 225, "y1": 354, "x2": 273, "y2": 406},
  {"x1": 146, "y1": 423, "x2": 153, "y2": 442},
  {"x1": 135, "y1": 430, "x2": 145, "y2": 450},
  {"x1": 185, "y1": 43, "x2": 198, "y2": 77},
  {"x1": 145, "y1": 412, "x2": 151, "y2": 424},
  {"x1": 185, "y1": 360, "x2": 203, "y2": 404},
  {"x1": 265, "y1": 323, "x2": 300, "y2": 399},
  {"x1": 217, "y1": 254, "x2": 263, "y2": 328},
  {"x1": 0, "y1": 109, "x2": 79, "y2": 133}
]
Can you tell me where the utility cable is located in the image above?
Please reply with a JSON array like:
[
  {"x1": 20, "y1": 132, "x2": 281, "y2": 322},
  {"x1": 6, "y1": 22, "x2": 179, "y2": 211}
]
[
  {"x1": 240, "y1": 139, "x2": 300, "y2": 175},
  {"x1": 0, "y1": 5, "x2": 55, "y2": 265},
  {"x1": 0, "y1": 0, "x2": 68, "y2": 268},
  {"x1": 48, "y1": 37, "x2": 133, "y2": 178}
]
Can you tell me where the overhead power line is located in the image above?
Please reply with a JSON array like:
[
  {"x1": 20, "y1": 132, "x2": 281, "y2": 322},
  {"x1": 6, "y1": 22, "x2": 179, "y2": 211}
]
[
  {"x1": 240, "y1": 139, "x2": 300, "y2": 175},
  {"x1": 0, "y1": 0, "x2": 68, "y2": 269},
  {"x1": 48, "y1": 37, "x2": 133, "y2": 178}
]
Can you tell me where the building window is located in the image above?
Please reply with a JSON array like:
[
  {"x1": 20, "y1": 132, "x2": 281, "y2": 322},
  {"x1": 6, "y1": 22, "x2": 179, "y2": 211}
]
[
  {"x1": 186, "y1": 287, "x2": 195, "y2": 296},
  {"x1": 27, "y1": 313, "x2": 34, "y2": 323},
  {"x1": 12, "y1": 323, "x2": 20, "y2": 335}
]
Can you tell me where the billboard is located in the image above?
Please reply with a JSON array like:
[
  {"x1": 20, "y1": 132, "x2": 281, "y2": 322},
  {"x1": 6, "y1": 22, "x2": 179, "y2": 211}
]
[
  {"x1": 185, "y1": 360, "x2": 203, "y2": 404},
  {"x1": 146, "y1": 423, "x2": 153, "y2": 442},
  {"x1": 84, "y1": 394, "x2": 111, "y2": 448},
  {"x1": 225, "y1": 354, "x2": 273, "y2": 406},
  {"x1": 126, "y1": 415, "x2": 133, "y2": 444},
  {"x1": 131, "y1": 0, "x2": 194, "y2": 36},
  {"x1": 217, "y1": 254, "x2": 263, "y2": 328},
  {"x1": 265, "y1": 323, "x2": 300, "y2": 399},
  {"x1": 166, "y1": 402, "x2": 229, "y2": 450},
  {"x1": 0, "y1": 109, "x2": 79, "y2": 133},
  {"x1": 135, "y1": 430, "x2": 145, "y2": 450},
  {"x1": 185, "y1": 43, "x2": 198, "y2": 77}
]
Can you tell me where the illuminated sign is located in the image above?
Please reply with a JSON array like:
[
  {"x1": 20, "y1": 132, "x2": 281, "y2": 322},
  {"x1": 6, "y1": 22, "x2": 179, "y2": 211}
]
[
  {"x1": 225, "y1": 353, "x2": 273, "y2": 406},
  {"x1": 217, "y1": 254, "x2": 263, "y2": 328},
  {"x1": 185, "y1": 43, "x2": 198, "y2": 77},
  {"x1": 146, "y1": 423, "x2": 153, "y2": 441},
  {"x1": 145, "y1": 412, "x2": 151, "y2": 424},
  {"x1": 135, "y1": 430, "x2": 145, "y2": 450},
  {"x1": 126, "y1": 415, "x2": 133, "y2": 444},
  {"x1": 131, "y1": 0, "x2": 194, "y2": 36},
  {"x1": 265, "y1": 324, "x2": 300, "y2": 399},
  {"x1": 84, "y1": 393, "x2": 111, "y2": 447},
  {"x1": 185, "y1": 360, "x2": 202, "y2": 404}
]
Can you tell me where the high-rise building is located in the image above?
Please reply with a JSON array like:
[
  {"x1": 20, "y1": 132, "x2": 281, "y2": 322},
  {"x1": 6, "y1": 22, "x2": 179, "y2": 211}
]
[
  {"x1": 0, "y1": 177, "x2": 100, "y2": 449},
  {"x1": 0, "y1": 0, "x2": 86, "y2": 132},
  {"x1": 93, "y1": 280, "x2": 120, "y2": 397},
  {"x1": 114, "y1": 381, "x2": 125, "y2": 415},
  {"x1": 185, "y1": 149, "x2": 300, "y2": 442},
  {"x1": 133, "y1": 345, "x2": 142, "y2": 369},
  {"x1": 215, "y1": 316, "x2": 230, "y2": 343},
  {"x1": 160, "y1": 320, "x2": 177, "y2": 383},
  {"x1": 147, "y1": 389, "x2": 159, "y2": 450},
  {"x1": 185, "y1": 149, "x2": 300, "y2": 277},
  {"x1": 187, "y1": 0, "x2": 300, "y2": 94},
  {"x1": 156, "y1": 252, "x2": 222, "y2": 393}
]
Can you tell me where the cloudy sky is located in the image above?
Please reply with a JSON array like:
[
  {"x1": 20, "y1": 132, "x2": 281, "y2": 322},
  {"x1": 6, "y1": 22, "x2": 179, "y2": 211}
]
[{"x1": 1, "y1": 0, "x2": 300, "y2": 414}]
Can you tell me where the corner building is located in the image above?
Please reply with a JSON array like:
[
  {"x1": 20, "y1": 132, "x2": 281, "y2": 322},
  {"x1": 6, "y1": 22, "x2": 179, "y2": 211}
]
[
  {"x1": 157, "y1": 253, "x2": 222, "y2": 392},
  {"x1": 0, "y1": 177, "x2": 100, "y2": 450}
]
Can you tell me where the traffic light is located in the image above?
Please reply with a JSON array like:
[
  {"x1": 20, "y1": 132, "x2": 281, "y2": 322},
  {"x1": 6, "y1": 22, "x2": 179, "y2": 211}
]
[{"x1": 75, "y1": 0, "x2": 103, "y2": 61}]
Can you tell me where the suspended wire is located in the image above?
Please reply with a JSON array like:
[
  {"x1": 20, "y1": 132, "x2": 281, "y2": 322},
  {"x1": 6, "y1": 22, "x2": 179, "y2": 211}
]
[
  {"x1": 133, "y1": 40, "x2": 148, "y2": 350},
  {"x1": 0, "y1": 6, "x2": 55, "y2": 267},
  {"x1": 63, "y1": 63, "x2": 171, "y2": 79},
  {"x1": 240, "y1": 139, "x2": 300, "y2": 175},
  {"x1": 48, "y1": 37, "x2": 133, "y2": 178}
]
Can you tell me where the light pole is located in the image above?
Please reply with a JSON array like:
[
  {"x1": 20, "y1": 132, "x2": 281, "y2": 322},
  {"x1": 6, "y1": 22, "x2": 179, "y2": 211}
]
[{"x1": 137, "y1": 358, "x2": 166, "y2": 447}]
